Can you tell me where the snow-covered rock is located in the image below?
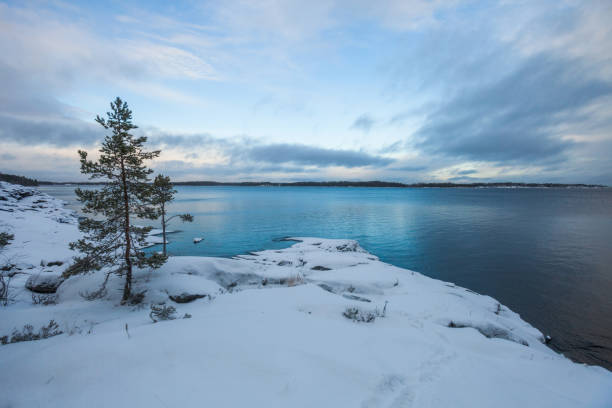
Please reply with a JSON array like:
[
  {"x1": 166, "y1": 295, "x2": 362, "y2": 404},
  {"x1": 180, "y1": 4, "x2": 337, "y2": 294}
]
[
  {"x1": 0, "y1": 182, "x2": 611, "y2": 407},
  {"x1": 25, "y1": 272, "x2": 64, "y2": 293}
]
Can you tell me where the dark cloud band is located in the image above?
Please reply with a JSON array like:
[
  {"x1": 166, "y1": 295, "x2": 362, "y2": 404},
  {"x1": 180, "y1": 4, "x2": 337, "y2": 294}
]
[{"x1": 414, "y1": 53, "x2": 612, "y2": 163}]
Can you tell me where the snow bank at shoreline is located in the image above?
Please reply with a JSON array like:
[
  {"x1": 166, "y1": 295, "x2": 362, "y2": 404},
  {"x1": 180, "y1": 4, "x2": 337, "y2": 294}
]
[{"x1": 1, "y1": 181, "x2": 611, "y2": 407}]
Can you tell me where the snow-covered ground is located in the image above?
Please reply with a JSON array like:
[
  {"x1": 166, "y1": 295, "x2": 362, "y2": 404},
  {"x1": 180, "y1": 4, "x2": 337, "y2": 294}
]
[{"x1": 1, "y1": 181, "x2": 611, "y2": 407}]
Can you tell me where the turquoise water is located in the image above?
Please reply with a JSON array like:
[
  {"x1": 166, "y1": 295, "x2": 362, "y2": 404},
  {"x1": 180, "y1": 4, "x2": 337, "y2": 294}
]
[{"x1": 41, "y1": 185, "x2": 612, "y2": 370}]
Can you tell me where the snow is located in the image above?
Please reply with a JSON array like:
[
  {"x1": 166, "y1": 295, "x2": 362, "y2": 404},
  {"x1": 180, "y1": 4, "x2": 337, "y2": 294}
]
[
  {"x1": 143, "y1": 228, "x2": 176, "y2": 247},
  {"x1": 1, "y1": 181, "x2": 611, "y2": 407}
]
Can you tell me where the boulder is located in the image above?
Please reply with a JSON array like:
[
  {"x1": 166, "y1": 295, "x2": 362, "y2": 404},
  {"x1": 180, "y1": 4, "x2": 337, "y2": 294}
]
[{"x1": 26, "y1": 273, "x2": 64, "y2": 294}]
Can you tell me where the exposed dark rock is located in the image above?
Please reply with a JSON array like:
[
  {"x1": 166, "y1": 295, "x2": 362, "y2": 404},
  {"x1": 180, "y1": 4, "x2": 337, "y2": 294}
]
[
  {"x1": 12, "y1": 190, "x2": 34, "y2": 200},
  {"x1": 311, "y1": 265, "x2": 331, "y2": 271},
  {"x1": 169, "y1": 293, "x2": 207, "y2": 303},
  {"x1": 342, "y1": 293, "x2": 371, "y2": 303},
  {"x1": 447, "y1": 321, "x2": 529, "y2": 346},
  {"x1": 335, "y1": 242, "x2": 361, "y2": 252},
  {"x1": 318, "y1": 283, "x2": 335, "y2": 293},
  {"x1": 277, "y1": 260, "x2": 292, "y2": 266}
]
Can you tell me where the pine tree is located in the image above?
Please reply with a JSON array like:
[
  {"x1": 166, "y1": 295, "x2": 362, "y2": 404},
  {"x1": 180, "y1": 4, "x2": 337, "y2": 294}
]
[
  {"x1": 151, "y1": 174, "x2": 193, "y2": 256},
  {"x1": 68, "y1": 97, "x2": 165, "y2": 303}
]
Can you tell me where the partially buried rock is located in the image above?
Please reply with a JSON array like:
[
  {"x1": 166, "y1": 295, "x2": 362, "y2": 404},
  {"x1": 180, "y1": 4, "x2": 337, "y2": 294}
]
[
  {"x1": 26, "y1": 273, "x2": 64, "y2": 294},
  {"x1": 169, "y1": 292, "x2": 207, "y2": 303}
]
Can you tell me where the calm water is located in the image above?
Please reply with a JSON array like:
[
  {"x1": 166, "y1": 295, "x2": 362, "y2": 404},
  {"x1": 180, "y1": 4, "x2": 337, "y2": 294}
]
[{"x1": 40, "y1": 185, "x2": 612, "y2": 370}]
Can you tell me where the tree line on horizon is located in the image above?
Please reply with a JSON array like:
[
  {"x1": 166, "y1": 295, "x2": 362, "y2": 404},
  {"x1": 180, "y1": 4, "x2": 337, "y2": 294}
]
[
  {"x1": 27, "y1": 179, "x2": 606, "y2": 188},
  {"x1": 0, "y1": 173, "x2": 39, "y2": 187}
]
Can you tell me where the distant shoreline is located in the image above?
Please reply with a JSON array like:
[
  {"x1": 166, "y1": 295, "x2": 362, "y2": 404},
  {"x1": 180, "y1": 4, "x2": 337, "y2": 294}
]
[
  {"x1": 2, "y1": 172, "x2": 606, "y2": 188},
  {"x1": 36, "y1": 181, "x2": 608, "y2": 188}
]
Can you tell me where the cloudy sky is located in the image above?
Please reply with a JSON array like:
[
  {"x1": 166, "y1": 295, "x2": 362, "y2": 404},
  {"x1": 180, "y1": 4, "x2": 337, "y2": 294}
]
[{"x1": 1, "y1": 0, "x2": 611, "y2": 183}]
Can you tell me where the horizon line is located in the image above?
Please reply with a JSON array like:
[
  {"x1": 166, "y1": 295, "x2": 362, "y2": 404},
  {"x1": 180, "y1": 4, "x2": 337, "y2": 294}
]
[{"x1": 35, "y1": 180, "x2": 608, "y2": 188}]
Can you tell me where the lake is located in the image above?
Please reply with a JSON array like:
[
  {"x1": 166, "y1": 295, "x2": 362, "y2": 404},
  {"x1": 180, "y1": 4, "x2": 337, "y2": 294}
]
[{"x1": 40, "y1": 185, "x2": 612, "y2": 370}]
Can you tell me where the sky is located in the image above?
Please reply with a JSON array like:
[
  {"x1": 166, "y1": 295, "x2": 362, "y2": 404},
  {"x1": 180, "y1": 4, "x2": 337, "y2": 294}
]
[{"x1": 0, "y1": 0, "x2": 611, "y2": 184}]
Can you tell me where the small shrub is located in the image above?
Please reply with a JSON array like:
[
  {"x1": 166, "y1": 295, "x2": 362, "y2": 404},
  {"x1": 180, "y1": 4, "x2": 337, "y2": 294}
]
[
  {"x1": 127, "y1": 290, "x2": 146, "y2": 305},
  {"x1": 0, "y1": 232, "x2": 14, "y2": 248},
  {"x1": 494, "y1": 302, "x2": 502, "y2": 315},
  {"x1": 0, "y1": 232, "x2": 15, "y2": 306},
  {"x1": 343, "y1": 307, "x2": 378, "y2": 323},
  {"x1": 343, "y1": 302, "x2": 388, "y2": 323},
  {"x1": 80, "y1": 287, "x2": 108, "y2": 301},
  {"x1": 32, "y1": 293, "x2": 56, "y2": 305},
  {"x1": 1, "y1": 320, "x2": 63, "y2": 345},
  {"x1": 149, "y1": 304, "x2": 176, "y2": 322},
  {"x1": 0, "y1": 271, "x2": 16, "y2": 306},
  {"x1": 286, "y1": 274, "x2": 304, "y2": 287}
]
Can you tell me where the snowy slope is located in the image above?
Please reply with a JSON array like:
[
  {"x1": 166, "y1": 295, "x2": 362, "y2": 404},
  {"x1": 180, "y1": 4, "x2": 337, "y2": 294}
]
[{"x1": 1, "y1": 182, "x2": 611, "y2": 408}]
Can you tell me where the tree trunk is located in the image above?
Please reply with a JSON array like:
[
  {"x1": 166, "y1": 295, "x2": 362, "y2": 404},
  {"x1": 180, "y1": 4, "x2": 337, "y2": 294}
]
[
  {"x1": 161, "y1": 203, "x2": 167, "y2": 256},
  {"x1": 120, "y1": 159, "x2": 132, "y2": 303}
]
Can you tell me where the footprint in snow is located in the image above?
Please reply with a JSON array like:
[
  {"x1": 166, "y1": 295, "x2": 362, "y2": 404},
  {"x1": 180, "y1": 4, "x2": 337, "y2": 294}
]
[{"x1": 361, "y1": 374, "x2": 415, "y2": 408}]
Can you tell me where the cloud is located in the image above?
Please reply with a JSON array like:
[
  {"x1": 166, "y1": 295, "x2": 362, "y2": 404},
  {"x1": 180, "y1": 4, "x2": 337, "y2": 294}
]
[
  {"x1": 2, "y1": 0, "x2": 612, "y2": 184},
  {"x1": 0, "y1": 64, "x2": 103, "y2": 147},
  {"x1": 209, "y1": 0, "x2": 461, "y2": 43},
  {"x1": 0, "y1": 112, "x2": 102, "y2": 147},
  {"x1": 350, "y1": 114, "x2": 376, "y2": 133},
  {"x1": 154, "y1": 160, "x2": 313, "y2": 178},
  {"x1": 0, "y1": 3, "x2": 216, "y2": 104},
  {"x1": 456, "y1": 169, "x2": 477, "y2": 175},
  {"x1": 245, "y1": 143, "x2": 392, "y2": 167},
  {"x1": 388, "y1": 165, "x2": 428, "y2": 172},
  {"x1": 414, "y1": 53, "x2": 612, "y2": 163},
  {"x1": 147, "y1": 132, "x2": 229, "y2": 149},
  {"x1": 351, "y1": 0, "x2": 462, "y2": 31},
  {"x1": 145, "y1": 130, "x2": 393, "y2": 168},
  {"x1": 0, "y1": 153, "x2": 16, "y2": 160},
  {"x1": 378, "y1": 141, "x2": 403, "y2": 154}
]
